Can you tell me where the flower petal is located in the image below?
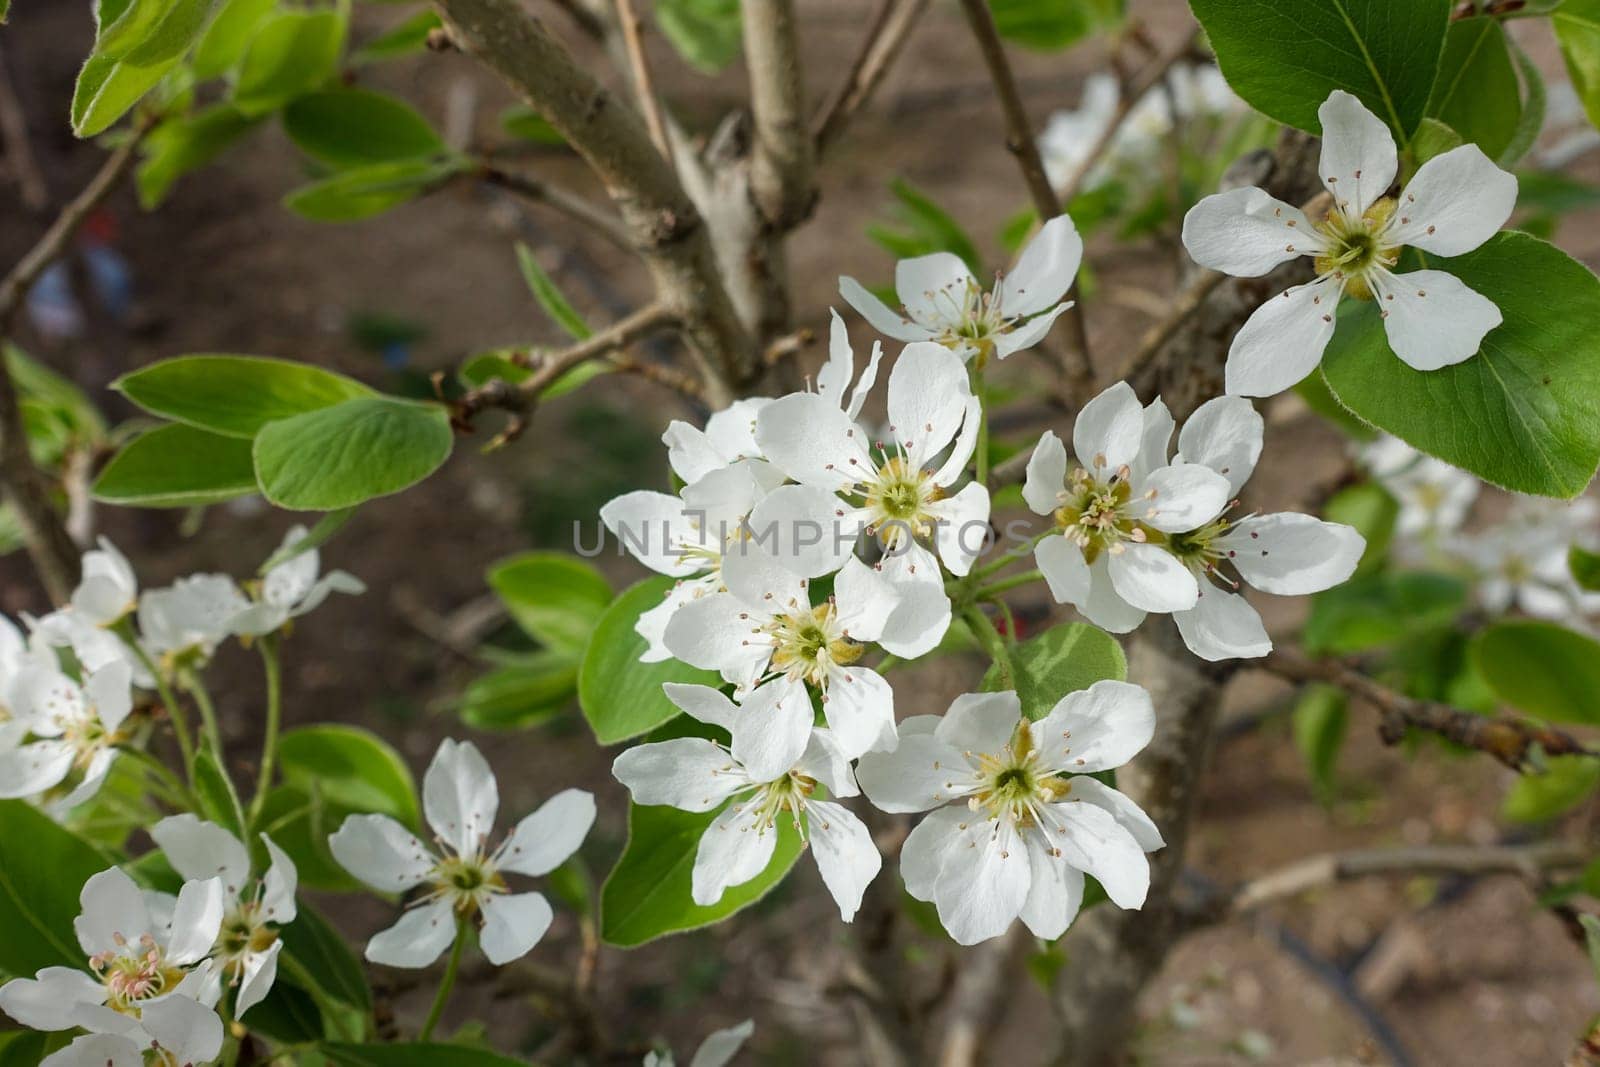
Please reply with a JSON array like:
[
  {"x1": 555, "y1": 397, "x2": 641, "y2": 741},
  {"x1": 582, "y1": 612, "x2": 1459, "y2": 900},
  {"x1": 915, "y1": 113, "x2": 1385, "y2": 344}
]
[
  {"x1": 1135, "y1": 463, "x2": 1231, "y2": 533},
  {"x1": 0, "y1": 739, "x2": 74, "y2": 799},
  {"x1": 900, "y1": 806, "x2": 966, "y2": 901},
  {"x1": 151, "y1": 814, "x2": 251, "y2": 898},
  {"x1": 754, "y1": 393, "x2": 874, "y2": 492},
  {"x1": 822, "y1": 667, "x2": 898, "y2": 758},
  {"x1": 887, "y1": 342, "x2": 972, "y2": 470},
  {"x1": 423, "y1": 739, "x2": 499, "y2": 858},
  {"x1": 1135, "y1": 398, "x2": 1175, "y2": 483},
  {"x1": 1175, "y1": 395, "x2": 1263, "y2": 496},
  {"x1": 663, "y1": 682, "x2": 740, "y2": 732},
  {"x1": 1173, "y1": 587, "x2": 1272, "y2": 661},
  {"x1": 747, "y1": 483, "x2": 859, "y2": 578},
  {"x1": 328, "y1": 814, "x2": 434, "y2": 892},
  {"x1": 1035, "y1": 534, "x2": 1090, "y2": 607},
  {"x1": 1225, "y1": 277, "x2": 1340, "y2": 398},
  {"x1": 1072, "y1": 381, "x2": 1144, "y2": 476},
  {"x1": 1002, "y1": 214, "x2": 1083, "y2": 317},
  {"x1": 165, "y1": 876, "x2": 225, "y2": 966},
  {"x1": 691, "y1": 802, "x2": 779, "y2": 905},
  {"x1": 688, "y1": 1020, "x2": 757, "y2": 1067},
  {"x1": 839, "y1": 275, "x2": 932, "y2": 342},
  {"x1": 855, "y1": 733, "x2": 973, "y2": 813},
  {"x1": 365, "y1": 898, "x2": 457, "y2": 969},
  {"x1": 1219, "y1": 513, "x2": 1365, "y2": 594},
  {"x1": 833, "y1": 556, "x2": 901, "y2": 643},
  {"x1": 1389, "y1": 143, "x2": 1516, "y2": 256},
  {"x1": 992, "y1": 302, "x2": 1071, "y2": 360},
  {"x1": 896, "y1": 253, "x2": 978, "y2": 330},
  {"x1": 42, "y1": 1035, "x2": 142, "y2": 1067},
  {"x1": 479, "y1": 891, "x2": 554, "y2": 965},
  {"x1": 1023, "y1": 431, "x2": 1068, "y2": 516},
  {"x1": 874, "y1": 561, "x2": 953, "y2": 658},
  {"x1": 1064, "y1": 777, "x2": 1164, "y2": 850},
  {"x1": 1079, "y1": 555, "x2": 1147, "y2": 633},
  {"x1": 1052, "y1": 801, "x2": 1151, "y2": 908},
  {"x1": 260, "y1": 835, "x2": 298, "y2": 925},
  {"x1": 1317, "y1": 89, "x2": 1397, "y2": 216},
  {"x1": 1373, "y1": 268, "x2": 1501, "y2": 371},
  {"x1": 806, "y1": 800, "x2": 881, "y2": 922},
  {"x1": 234, "y1": 939, "x2": 282, "y2": 1017},
  {"x1": 929, "y1": 482, "x2": 991, "y2": 577},
  {"x1": 0, "y1": 967, "x2": 105, "y2": 1031},
  {"x1": 600, "y1": 491, "x2": 698, "y2": 577},
  {"x1": 1018, "y1": 832, "x2": 1085, "y2": 941},
  {"x1": 497, "y1": 789, "x2": 596, "y2": 877},
  {"x1": 75, "y1": 868, "x2": 151, "y2": 957},
  {"x1": 139, "y1": 993, "x2": 224, "y2": 1064},
  {"x1": 933, "y1": 817, "x2": 1030, "y2": 945},
  {"x1": 935, "y1": 691, "x2": 1022, "y2": 754},
  {"x1": 1181, "y1": 185, "x2": 1321, "y2": 276},
  {"x1": 612, "y1": 737, "x2": 745, "y2": 812},
  {"x1": 1031, "y1": 679, "x2": 1156, "y2": 774},
  {"x1": 1108, "y1": 543, "x2": 1199, "y2": 613},
  {"x1": 731, "y1": 677, "x2": 814, "y2": 780}
]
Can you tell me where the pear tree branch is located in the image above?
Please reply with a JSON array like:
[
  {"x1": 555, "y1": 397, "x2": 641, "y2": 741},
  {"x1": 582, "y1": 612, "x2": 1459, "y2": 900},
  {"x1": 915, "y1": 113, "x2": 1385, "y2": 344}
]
[
  {"x1": 812, "y1": 0, "x2": 930, "y2": 160},
  {"x1": 744, "y1": 0, "x2": 816, "y2": 229}
]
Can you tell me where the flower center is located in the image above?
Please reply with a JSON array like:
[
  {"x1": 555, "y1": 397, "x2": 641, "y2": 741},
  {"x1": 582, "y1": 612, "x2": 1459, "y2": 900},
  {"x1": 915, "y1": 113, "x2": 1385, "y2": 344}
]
[
  {"x1": 970, "y1": 721, "x2": 1072, "y2": 828},
  {"x1": 745, "y1": 772, "x2": 817, "y2": 833},
  {"x1": 1052, "y1": 467, "x2": 1151, "y2": 563},
  {"x1": 216, "y1": 905, "x2": 278, "y2": 971},
  {"x1": 431, "y1": 854, "x2": 506, "y2": 916},
  {"x1": 91, "y1": 936, "x2": 186, "y2": 1014},
  {"x1": 1314, "y1": 197, "x2": 1399, "y2": 299},
  {"x1": 63, "y1": 714, "x2": 116, "y2": 769},
  {"x1": 765, "y1": 601, "x2": 861, "y2": 688},
  {"x1": 864, "y1": 456, "x2": 943, "y2": 549}
]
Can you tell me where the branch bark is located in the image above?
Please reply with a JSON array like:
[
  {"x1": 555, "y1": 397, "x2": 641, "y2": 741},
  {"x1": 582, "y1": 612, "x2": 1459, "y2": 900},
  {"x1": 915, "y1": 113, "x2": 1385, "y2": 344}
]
[
  {"x1": 477, "y1": 163, "x2": 634, "y2": 250},
  {"x1": 743, "y1": 0, "x2": 815, "y2": 229},
  {"x1": 433, "y1": 0, "x2": 751, "y2": 403},
  {"x1": 612, "y1": 0, "x2": 673, "y2": 161}
]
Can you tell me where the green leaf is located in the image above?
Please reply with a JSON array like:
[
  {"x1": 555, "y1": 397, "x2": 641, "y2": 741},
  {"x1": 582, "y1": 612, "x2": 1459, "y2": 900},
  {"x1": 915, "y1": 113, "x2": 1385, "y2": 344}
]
[
  {"x1": 1516, "y1": 171, "x2": 1600, "y2": 217},
  {"x1": 1571, "y1": 545, "x2": 1600, "y2": 592},
  {"x1": 980, "y1": 621, "x2": 1127, "y2": 721},
  {"x1": 248, "y1": 979, "x2": 326, "y2": 1042},
  {"x1": 353, "y1": 10, "x2": 443, "y2": 63},
  {"x1": 1424, "y1": 17, "x2": 1520, "y2": 160},
  {"x1": 284, "y1": 157, "x2": 461, "y2": 221},
  {"x1": 137, "y1": 104, "x2": 262, "y2": 208},
  {"x1": 514, "y1": 242, "x2": 592, "y2": 341},
  {"x1": 72, "y1": 52, "x2": 180, "y2": 138},
  {"x1": 283, "y1": 90, "x2": 446, "y2": 168},
  {"x1": 1321, "y1": 481, "x2": 1397, "y2": 577},
  {"x1": 488, "y1": 552, "x2": 611, "y2": 655},
  {"x1": 1503, "y1": 755, "x2": 1600, "y2": 823},
  {"x1": 278, "y1": 899, "x2": 372, "y2": 1013},
  {"x1": 0, "y1": 800, "x2": 109, "y2": 975},
  {"x1": 868, "y1": 179, "x2": 984, "y2": 277},
  {"x1": 255, "y1": 784, "x2": 360, "y2": 892},
  {"x1": 1291, "y1": 683, "x2": 1348, "y2": 802},
  {"x1": 232, "y1": 9, "x2": 347, "y2": 116},
  {"x1": 0, "y1": 1034, "x2": 70, "y2": 1066},
  {"x1": 1410, "y1": 116, "x2": 1464, "y2": 165},
  {"x1": 253, "y1": 395, "x2": 453, "y2": 510},
  {"x1": 1304, "y1": 571, "x2": 1465, "y2": 655},
  {"x1": 192, "y1": 0, "x2": 277, "y2": 79},
  {"x1": 989, "y1": 0, "x2": 1123, "y2": 50},
  {"x1": 93, "y1": 422, "x2": 258, "y2": 507},
  {"x1": 73, "y1": 0, "x2": 217, "y2": 136},
  {"x1": 115, "y1": 354, "x2": 371, "y2": 438},
  {"x1": 1471, "y1": 620, "x2": 1600, "y2": 725},
  {"x1": 655, "y1": 0, "x2": 741, "y2": 74},
  {"x1": 1189, "y1": 0, "x2": 1450, "y2": 139},
  {"x1": 577, "y1": 577, "x2": 723, "y2": 744},
  {"x1": 277, "y1": 724, "x2": 420, "y2": 829},
  {"x1": 1323, "y1": 232, "x2": 1600, "y2": 499},
  {"x1": 459, "y1": 656, "x2": 577, "y2": 731},
  {"x1": 193, "y1": 748, "x2": 244, "y2": 837},
  {"x1": 1555, "y1": 0, "x2": 1600, "y2": 131},
  {"x1": 1499, "y1": 36, "x2": 1546, "y2": 167},
  {"x1": 319, "y1": 1044, "x2": 529, "y2": 1067},
  {"x1": 600, "y1": 798, "x2": 803, "y2": 947}
]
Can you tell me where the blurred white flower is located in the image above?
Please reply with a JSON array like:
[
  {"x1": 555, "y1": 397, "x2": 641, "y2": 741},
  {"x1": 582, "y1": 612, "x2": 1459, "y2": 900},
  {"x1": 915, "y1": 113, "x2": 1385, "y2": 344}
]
[
  {"x1": 230, "y1": 525, "x2": 365, "y2": 637},
  {"x1": 139, "y1": 574, "x2": 248, "y2": 667},
  {"x1": 1359, "y1": 435, "x2": 1480, "y2": 540},
  {"x1": 70, "y1": 538, "x2": 139, "y2": 629},
  {"x1": 643, "y1": 1019, "x2": 755, "y2": 1067},
  {"x1": 0, "y1": 659, "x2": 132, "y2": 809}
]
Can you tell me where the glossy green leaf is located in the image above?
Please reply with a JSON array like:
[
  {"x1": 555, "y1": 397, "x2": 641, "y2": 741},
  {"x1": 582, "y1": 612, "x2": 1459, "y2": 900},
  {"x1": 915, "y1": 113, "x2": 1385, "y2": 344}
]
[
  {"x1": 136, "y1": 104, "x2": 262, "y2": 208},
  {"x1": 1323, "y1": 233, "x2": 1600, "y2": 499},
  {"x1": 277, "y1": 724, "x2": 420, "y2": 829},
  {"x1": 1424, "y1": 17, "x2": 1519, "y2": 160},
  {"x1": 1555, "y1": 0, "x2": 1600, "y2": 131},
  {"x1": 655, "y1": 0, "x2": 740, "y2": 73},
  {"x1": 600, "y1": 799, "x2": 802, "y2": 947},
  {"x1": 1189, "y1": 0, "x2": 1450, "y2": 138},
  {"x1": 488, "y1": 551, "x2": 610, "y2": 655},
  {"x1": 248, "y1": 979, "x2": 326, "y2": 1042},
  {"x1": 980, "y1": 621, "x2": 1127, "y2": 721},
  {"x1": 320, "y1": 1044, "x2": 528, "y2": 1066},
  {"x1": 283, "y1": 90, "x2": 445, "y2": 168},
  {"x1": 1503, "y1": 755, "x2": 1600, "y2": 823},
  {"x1": 989, "y1": 0, "x2": 1123, "y2": 50},
  {"x1": 514, "y1": 242, "x2": 591, "y2": 341},
  {"x1": 1291, "y1": 683, "x2": 1347, "y2": 802},
  {"x1": 284, "y1": 158, "x2": 461, "y2": 221},
  {"x1": 0, "y1": 800, "x2": 109, "y2": 975},
  {"x1": 1571, "y1": 545, "x2": 1600, "y2": 592},
  {"x1": 278, "y1": 900, "x2": 372, "y2": 1013},
  {"x1": 232, "y1": 9, "x2": 346, "y2": 116},
  {"x1": 868, "y1": 179, "x2": 984, "y2": 277},
  {"x1": 1471, "y1": 620, "x2": 1600, "y2": 725},
  {"x1": 72, "y1": 52, "x2": 180, "y2": 138},
  {"x1": 253, "y1": 395, "x2": 453, "y2": 510},
  {"x1": 459, "y1": 656, "x2": 577, "y2": 731},
  {"x1": 1499, "y1": 36, "x2": 1545, "y2": 167},
  {"x1": 192, "y1": 0, "x2": 277, "y2": 79},
  {"x1": 93, "y1": 423, "x2": 258, "y2": 507},
  {"x1": 353, "y1": 9, "x2": 442, "y2": 62},
  {"x1": 0, "y1": 1034, "x2": 70, "y2": 1066},
  {"x1": 1303, "y1": 571, "x2": 1465, "y2": 655},
  {"x1": 577, "y1": 577, "x2": 723, "y2": 744},
  {"x1": 115, "y1": 354, "x2": 371, "y2": 438}
]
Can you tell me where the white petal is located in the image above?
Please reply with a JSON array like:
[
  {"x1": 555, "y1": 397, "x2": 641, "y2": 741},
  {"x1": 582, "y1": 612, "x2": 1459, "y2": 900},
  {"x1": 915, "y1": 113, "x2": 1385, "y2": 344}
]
[
  {"x1": 1023, "y1": 431, "x2": 1068, "y2": 516},
  {"x1": 895, "y1": 253, "x2": 977, "y2": 330},
  {"x1": 497, "y1": 789, "x2": 596, "y2": 877},
  {"x1": 165, "y1": 877, "x2": 225, "y2": 966},
  {"x1": 1072, "y1": 381, "x2": 1144, "y2": 476},
  {"x1": 1373, "y1": 268, "x2": 1501, "y2": 371},
  {"x1": 702, "y1": 399, "x2": 769, "y2": 465},
  {"x1": 663, "y1": 420, "x2": 730, "y2": 485},
  {"x1": 900, "y1": 807, "x2": 966, "y2": 901},
  {"x1": 887, "y1": 342, "x2": 972, "y2": 470},
  {"x1": 139, "y1": 993, "x2": 224, "y2": 1064},
  {"x1": 681, "y1": 463, "x2": 765, "y2": 536},
  {"x1": 1036, "y1": 534, "x2": 1091, "y2": 607},
  {"x1": 479, "y1": 891, "x2": 553, "y2": 966},
  {"x1": 1018, "y1": 832, "x2": 1085, "y2": 941},
  {"x1": 822, "y1": 667, "x2": 897, "y2": 759},
  {"x1": 691, "y1": 802, "x2": 779, "y2": 905},
  {"x1": 663, "y1": 682, "x2": 741, "y2": 732},
  {"x1": 233, "y1": 940, "x2": 282, "y2": 1017},
  {"x1": 1173, "y1": 587, "x2": 1272, "y2": 661},
  {"x1": 663, "y1": 592, "x2": 768, "y2": 687},
  {"x1": 612, "y1": 738, "x2": 745, "y2": 812},
  {"x1": 1031, "y1": 679, "x2": 1155, "y2": 774},
  {"x1": 1064, "y1": 777, "x2": 1164, "y2": 850},
  {"x1": 1220, "y1": 513, "x2": 1365, "y2": 595},
  {"x1": 1134, "y1": 398, "x2": 1175, "y2": 483},
  {"x1": 855, "y1": 733, "x2": 973, "y2": 813},
  {"x1": 930, "y1": 395, "x2": 984, "y2": 487},
  {"x1": 1181, "y1": 185, "x2": 1321, "y2": 276},
  {"x1": 260, "y1": 835, "x2": 298, "y2": 925},
  {"x1": 365, "y1": 899, "x2": 457, "y2": 969},
  {"x1": 328, "y1": 814, "x2": 434, "y2": 892},
  {"x1": 816, "y1": 308, "x2": 856, "y2": 405},
  {"x1": 0, "y1": 967, "x2": 105, "y2": 1031},
  {"x1": 1317, "y1": 89, "x2": 1397, "y2": 216},
  {"x1": 84, "y1": 660, "x2": 133, "y2": 734},
  {"x1": 839, "y1": 275, "x2": 931, "y2": 342},
  {"x1": 1175, "y1": 395, "x2": 1263, "y2": 496},
  {"x1": 805, "y1": 800, "x2": 881, "y2": 922},
  {"x1": 874, "y1": 547, "x2": 953, "y2": 658},
  {"x1": 1052, "y1": 801, "x2": 1151, "y2": 908},
  {"x1": 423, "y1": 738, "x2": 499, "y2": 858},
  {"x1": 846, "y1": 341, "x2": 884, "y2": 421},
  {"x1": 1002, "y1": 214, "x2": 1083, "y2": 317},
  {"x1": 730, "y1": 678, "x2": 814, "y2": 781},
  {"x1": 600, "y1": 491, "x2": 698, "y2": 577},
  {"x1": 1134, "y1": 463, "x2": 1231, "y2": 533},
  {"x1": 1225, "y1": 277, "x2": 1340, "y2": 398},
  {"x1": 833, "y1": 556, "x2": 901, "y2": 643},
  {"x1": 1108, "y1": 543, "x2": 1199, "y2": 612},
  {"x1": 747, "y1": 484, "x2": 859, "y2": 578},
  {"x1": 1389, "y1": 143, "x2": 1517, "y2": 256},
  {"x1": 0, "y1": 739, "x2": 74, "y2": 798},
  {"x1": 1079, "y1": 555, "x2": 1146, "y2": 633},
  {"x1": 754, "y1": 393, "x2": 874, "y2": 492},
  {"x1": 75, "y1": 867, "x2": 151, "y2": 956},
  {"x1": 41, "y1": 1035, "x2": 142, "y2": 1067},
  {"x1": 689, "y1": 1019, "x2": 756, "y2": 1067},
  {"x1": 721, "y1": 544, "x2": 808, "y2": 615},
  {"x1": 795, "y1": 728, "x2": 860, "y2": 798},
  {"x1": 933, "y1": 817, "x2": 1030, "y2": 945},
  {"x1": 151, "y1": 814, "x2": 250, "y2": 898},
  {"x1": 928, "y1": 482, "x2": 991, "y2": 577},
  {"x1": 992, "y1": 302, "x2": 1071, "y2": 360},
  {"x1": 935, "y1": 691, "x2": 1022, "y2": 754}
]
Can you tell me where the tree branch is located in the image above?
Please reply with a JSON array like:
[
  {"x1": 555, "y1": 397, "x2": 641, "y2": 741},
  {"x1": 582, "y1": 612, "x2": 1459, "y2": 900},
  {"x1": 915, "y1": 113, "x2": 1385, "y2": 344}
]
[
  {"x1": 812, "y1": 0, "x2": 929, "y2": 160},
  {"x1": 1260, "y1": 646, "x2": 1600, "y2": 772},
  {"x1": 477, "y1": 163, "x2": 634, "y2": 250},
  {"x1": 743, "y1": 0, "x2": 816, "y2": 229},
  {"x1": 612, "y1": 0, "x2": 674, "y2": 162},
  {"x1": 433, "y1": 0, "x2": 751, "y2": 403},
  {"x1": 954, "y1": 0, "x2": 1091, "y2": 401},
  {"x1": 0, "y1": 44, "x2": 47, "y2": 212}
]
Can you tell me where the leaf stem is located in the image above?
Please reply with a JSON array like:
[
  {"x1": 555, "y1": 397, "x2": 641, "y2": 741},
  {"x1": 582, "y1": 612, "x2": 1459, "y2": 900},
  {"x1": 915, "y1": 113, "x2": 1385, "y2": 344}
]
[
  {"x1": 963, "y1": 605, "x2": 1015, "y2": 690},
  {"x1": 182, "y1": 667, "x2": 248, "y2": 834},
  {"x1": 974, "y1": 569, "x2": 1045, "y2": 601},
  {"x1": 118, "y1": 625, "x2": 198, "y2": 785},
  {"x1": 420, "y1": 919, "x2": 468, "y2": 1041},
  {"x1": 248, "y1": 636, "x2": 283, "y2": 832}
]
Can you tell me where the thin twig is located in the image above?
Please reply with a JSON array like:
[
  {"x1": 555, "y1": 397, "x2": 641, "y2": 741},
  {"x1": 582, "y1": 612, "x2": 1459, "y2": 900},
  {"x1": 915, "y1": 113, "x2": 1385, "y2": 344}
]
[
  {"x1": 0, "y1": 44, "x2": 46, "y2": 211},
  {"x1": 812, "y1": 0, "x2": 930, "y2": 159},
  {"x1": 1260, "y1": 646, "x2": 1600, "y2": 772},
  {"x1": 477, "y1": 163, "x2": 634, "y2": 250},
  {"x1": 613, "y1": 0, "x2": 673, "y2": 163}
]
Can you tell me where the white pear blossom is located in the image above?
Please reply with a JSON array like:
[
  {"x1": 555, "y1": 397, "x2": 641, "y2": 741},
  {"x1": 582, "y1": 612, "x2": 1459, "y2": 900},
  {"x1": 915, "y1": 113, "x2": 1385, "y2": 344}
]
[
  {"x1": 230, "y1": 525, "x2": 365, "y2": 637},
  {"x1": 329, "y1": 739, "x2": 594, "y2": 969},
  {"x1": 138, "y1": 575, "x2": 248, "y2": 669},
  {"x1": 643, "y1": 1019, "x2": 754, "y2": 1067},
  {"x1": 1452, "y1": 497, "x2": 1600, "y2": 624},
  {"x1": 613, "y1": 684, "x2": 880, "y2": 921},
  {"x1": 41, "y1": 1029, "x2": 221, "y2": 1067},
  {"x1": 1022, "y1": 382, "x2": 1231, "y2": 633},
  {"x1": 0, "y1": 658, "x2": 133, "y2": 809},
  {"x1": 1359, "y1": 435, "x2": 1479, "y2": 541},
  {"x1": 813, "y1": 309, "x2": 883, "y2": 417},
  {"x1": 27, "y1": 608, "x2": 153, "y2": 689},
  {"x1": 70, "y1": 538, "x2": 139, "y2": 629},
  {"x1": 149, "y1": 815, "x2": 298, "y2": 1017},
  {"x1": 1182, "y1": 89, "x2": 1518, "y2": 397},
  {"x1": 663, "y1": 398, "x2": 773, "y2": 484},
  {"x1": 1160, "y1": 396, "x2": 1366, "y2": 660},
  {"x1": 0, "y1": 867, "x2": 224, "y2": 1063},
  {"x1": 753, "y1": 341, "x2": 991, "y2": 656},
  {"x1": 855, "y1": 685, "x2": 1162, "y2": 946},
  {"x1": 838, "y1": 215, "x2": 1082, "y2": 363},
  {"x1": 0, "y1": 613, "x2": 40, "y2": 749},
  {"x1": 663, "y1": 548, "x2": 901, "y2": 757}
]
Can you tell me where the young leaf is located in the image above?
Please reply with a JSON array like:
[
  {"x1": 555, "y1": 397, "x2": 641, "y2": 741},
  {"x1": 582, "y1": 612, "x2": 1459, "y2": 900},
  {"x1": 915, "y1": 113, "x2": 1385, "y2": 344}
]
[
  {"x1": 0, "y1": 800, "x2": 109, "y2": 975},
  {"x1": 655, "y1": 0, "x2": 741, "y2": 74},
  {"x1": 276, "y1": 724, "x2": 421, "y2": 830},
  {"x1": 93, "y1": 423, "x2": 259, "y2": 507},
  {"x1": 284, "y1": 158, "x2": 462, "y2": 222},
  {"x1": 1291, "y1": 684, "x2": 1348, "y2": 802},
  {"x1": 577, "y1": 577, "x2": 723, "y2": 744},
  {"x1": 252, "y1": 396, "x2": 454, "y2": 510},
  {"x1": 1502, "y1": 755, "x2": 1600, "y2": 823},
  {"x1": 1471, "y1": 620, "x2": 1600, "y2": 725},
  {"x1": 137, "y1": 104, "x2": 263, "y2": 208},
  {"x1": 1189, "y1": 0, "x2": 1450, "y2": 139},
  {"x1": 459, "y1": 656, "x2": 578, "y2": 731},
  {"x1": 487, "y1": 551, "x2": 611, "y2": 655},
  {"x1": 72, "y1": 53, "x2": 180, "y2": 138},
  {"x1": 232, "y1": 9, "x2": 347, "y2": 116},
  {"x1": 1322, "y1": 233, "x2": 1600, "y2": 499},
  {"x1": 353, "y1": 10, "x2": 443, "y2": 64},
  {"x1": 600, "y1": 799, "x2": 803, "y2": 947},
  {"x1": 277, "y1": 900, "x2": 373, "y2": 1014},
  {"x1": 283, "y1": 90, "x2": 446, "y2": 168},
  {"x1": 1303, "y1": 571, "x2": 1466, "y2": 655},
  {"x1": 115, "y1": 354, "x2": 372, "y2": 438},
  {"x1": 979, "y1": 621, "x2": 1127, "y2": 721},
  {"x1": 989, "y1": 0, "x2": 1123, "y2": 51},
  {"x1": 1571, "y1": 545, "x2": 1600, "y2": 592},
  {"x1": 514, "y1": 242, "x2": 592, "y2": 341},
  {"x1": 1424, "y1": 17, "x2": 1520, "y2": 161},
  {"x1": 191, "y1": 0, "x2": 277, "y2": 79},
  {"x1": 1555, "y1": 0, "x2": 1600, "y2": 131}
]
